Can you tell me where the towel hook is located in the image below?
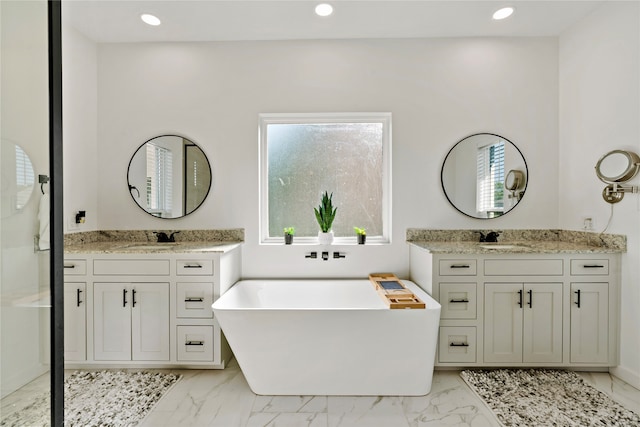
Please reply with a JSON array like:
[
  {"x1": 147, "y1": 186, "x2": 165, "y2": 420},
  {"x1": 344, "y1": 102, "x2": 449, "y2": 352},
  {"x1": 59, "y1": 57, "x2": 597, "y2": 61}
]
[{"x1": 38, "y1": 175, "x2": 49, "y2": 194}]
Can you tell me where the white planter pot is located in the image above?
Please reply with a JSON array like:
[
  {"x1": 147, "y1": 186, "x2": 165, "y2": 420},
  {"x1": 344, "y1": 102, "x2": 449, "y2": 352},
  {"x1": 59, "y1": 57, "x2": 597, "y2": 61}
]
[{"x1": 317, "y1": 231, "x2": 334, "y2": 245}]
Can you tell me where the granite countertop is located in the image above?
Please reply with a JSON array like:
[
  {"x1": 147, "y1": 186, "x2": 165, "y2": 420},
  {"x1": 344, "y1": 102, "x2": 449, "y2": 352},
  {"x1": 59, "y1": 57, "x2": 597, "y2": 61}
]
[
  {"x1": 64, "y1": 229, "x2": 244, "y2": 254},
  {"x1": 406, "y1": 229, "x2": 626, "y2": 254},
  {"x1": 64, "y1": 241, "x2": 242, "y2": 254}
]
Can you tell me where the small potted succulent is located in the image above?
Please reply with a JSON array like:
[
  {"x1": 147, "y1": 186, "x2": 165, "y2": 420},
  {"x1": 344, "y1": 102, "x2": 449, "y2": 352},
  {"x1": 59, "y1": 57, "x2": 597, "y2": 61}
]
[
  {"x1": 354, "y1": 227, "x2": 366, "y2": 244},
  {"x1": 314, "y1": 191, "x2": 337, "y2": 245},
  {"x1": 283, "y1": 227, "x2": 295, "y2": 245}
]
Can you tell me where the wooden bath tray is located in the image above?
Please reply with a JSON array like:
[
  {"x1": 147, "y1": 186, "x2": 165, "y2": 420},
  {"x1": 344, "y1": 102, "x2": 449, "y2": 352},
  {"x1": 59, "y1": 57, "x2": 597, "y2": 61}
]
[{"x1": 369, "y1": 273, "x2": 425, "y2": 309}]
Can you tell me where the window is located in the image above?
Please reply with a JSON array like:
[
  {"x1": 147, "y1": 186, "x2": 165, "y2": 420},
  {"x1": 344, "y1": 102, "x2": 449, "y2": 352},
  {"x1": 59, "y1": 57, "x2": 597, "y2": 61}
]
[
  {"x1": 259, "y1": 113, "x2": 391, "y2": 244},
  {"x1": 476, "y1": 140, "x2": 505, "y2": 218}
]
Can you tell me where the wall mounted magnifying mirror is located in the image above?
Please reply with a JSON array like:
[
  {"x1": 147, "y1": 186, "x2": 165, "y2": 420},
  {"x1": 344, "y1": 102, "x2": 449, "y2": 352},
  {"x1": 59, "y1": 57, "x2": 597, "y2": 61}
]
[
  {"x1": 441, "y1": 133, "x2": 528, "y2": 219},
  {"x1": 127, "y1": 135, "x2": 212, "y2": 218},
  {"x1": 595, "y1": 149, "x2": 639, "y2": 203}
]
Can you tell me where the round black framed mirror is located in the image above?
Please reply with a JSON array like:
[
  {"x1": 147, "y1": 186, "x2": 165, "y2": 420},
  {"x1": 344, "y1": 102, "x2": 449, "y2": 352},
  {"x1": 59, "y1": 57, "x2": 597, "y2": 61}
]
[
  {"x1": 441, "y1": 133, "x2": 528, "y2": 219},
  {"x1": 127, "y1": 135, "x2": 212, "y2": 219}
]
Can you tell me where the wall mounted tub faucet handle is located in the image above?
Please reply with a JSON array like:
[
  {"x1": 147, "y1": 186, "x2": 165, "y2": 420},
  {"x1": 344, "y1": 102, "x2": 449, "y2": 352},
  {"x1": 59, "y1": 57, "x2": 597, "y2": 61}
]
[
  {"x1": 333, "y1": 252, "x2": 345, "y2": 259},
  {"x1": 305, "y1": 252, "x2": 317, "y2": 259}
]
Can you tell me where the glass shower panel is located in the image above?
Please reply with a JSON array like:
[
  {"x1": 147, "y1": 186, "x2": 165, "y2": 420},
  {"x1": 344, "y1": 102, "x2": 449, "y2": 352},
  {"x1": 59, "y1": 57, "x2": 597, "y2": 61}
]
[{"x1": 0, "y1": 0, "x2": 52, "y2": 424}]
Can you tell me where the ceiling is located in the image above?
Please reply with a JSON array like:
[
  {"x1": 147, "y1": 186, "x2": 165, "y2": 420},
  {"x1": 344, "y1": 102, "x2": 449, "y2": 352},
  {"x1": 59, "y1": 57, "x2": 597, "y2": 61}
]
[{"x1": 63, "y1": 0, "x2": 606, "y2": 43}]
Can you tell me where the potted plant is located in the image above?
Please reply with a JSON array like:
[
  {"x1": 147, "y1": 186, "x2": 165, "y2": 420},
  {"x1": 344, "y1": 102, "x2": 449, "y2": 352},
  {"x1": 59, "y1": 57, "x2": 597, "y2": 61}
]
[
  {"x1": 314, "y1": 191, "x2": 337, "y2": 245},
  {"x1": 354, "y1": 227, "x2": 366, "y2": 244},
  {"x1": 283, "y1": 227, "x2": 295, "y2": 245}
]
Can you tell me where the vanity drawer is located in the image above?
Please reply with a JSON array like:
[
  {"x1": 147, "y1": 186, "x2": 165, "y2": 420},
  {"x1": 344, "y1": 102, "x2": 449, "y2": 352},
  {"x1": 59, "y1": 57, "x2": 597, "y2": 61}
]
[
  {"x1": 93, "y1": 259, "x2": 170, "y2": 276},
  {"x1": 484, "y1": 259, "x2": 563, "y2": 276},
  {"x1": 176, "y1": 260, "x2": 214, "y2": 276},
  {"x1": 439, "y1": 283, "x2": 477, "y2": 319},
  {"x1": 176, "y1": 282, "x2": 214, "y2": 318},
  {"x1": 439, "y1": 260, "x2": 477, "y2": 276},
  {"x1": 177, "y1": 326, "x2": 214, "y2": 361},
  {"x1": 571, "y1": 259, "x2": 609, "y2": 275},
  {"x1": 64, "y1": 260, "x2": 87, "y2": 275},
  {"x1": 439, "y1": 326, "x2": 476, "y2": 363}
]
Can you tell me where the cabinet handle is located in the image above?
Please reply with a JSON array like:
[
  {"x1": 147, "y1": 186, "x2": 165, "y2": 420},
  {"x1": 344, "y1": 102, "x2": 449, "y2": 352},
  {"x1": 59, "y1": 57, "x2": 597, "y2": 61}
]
[
  {"x1": 517, "y1": 289, "x2": 523, "y2": 308},
  {"x1": 183, "y1": 264, "x2": 203, "y2": 269},
  {"x1": 449, "y1": 299, "x2": 470, "y2": 303},
  {"x1": 64, "y1": 264, "x2": 75, "y2": 269},
  {"x1": 450, "y1": 264, "x2": 470, "y2": 269},
  {"x1": 527, "y1": 289, "x2": 533, "y2": 308},
  {"x1": 76, "y1": 289, "x2": 83, "y2": 307},
  {"x1": 575, "y1": 289, "x2": 581, "y2": 308},
  {"x1": 185, "y1": 297, "x2": 204, "y2": 302},
  {"x1": 123, "y1": 289, "x2": 128, "y2": 307},
  {"x1": 185, "y1": 340, "x2": 204, "y2": 346},
  {"x1": 449, "y1": 342, "x2": 470, "y2": 347},
  {"x1": 583, "y1": 264, "x2": 605, "y2": 268},
  {"x1": 132, "y1": 289, "x2": 137, "y2": 307}
]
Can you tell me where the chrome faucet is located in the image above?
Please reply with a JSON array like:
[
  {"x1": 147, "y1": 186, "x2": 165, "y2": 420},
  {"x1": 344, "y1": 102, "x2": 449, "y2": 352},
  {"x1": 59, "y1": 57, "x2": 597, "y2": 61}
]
[{"x1": 478, "y1": 231, "x2": 500, "y2": 243}]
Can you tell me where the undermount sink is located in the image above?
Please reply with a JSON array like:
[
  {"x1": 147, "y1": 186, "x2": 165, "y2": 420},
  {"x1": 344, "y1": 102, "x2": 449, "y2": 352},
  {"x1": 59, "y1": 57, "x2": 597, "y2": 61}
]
[
  {"x1": 124, "y1": 243, "x2": 179, "y2": 250},
  {"x1": 479, "y1": 244, "x2": 527, "y2": 250}
]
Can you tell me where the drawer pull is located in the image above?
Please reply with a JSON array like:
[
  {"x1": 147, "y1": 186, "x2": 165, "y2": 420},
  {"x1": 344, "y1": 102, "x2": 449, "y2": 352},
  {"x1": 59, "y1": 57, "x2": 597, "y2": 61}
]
[
  {"x1": 122, "y1": 289, "x2": 128, "y2": 307},
  {"x1": 582, "y1": 264, "x2": 605, "y2": 268},
  {"x1": 185, "y1": 340, "x2": 204, "y2": 346},
  {"x1": 450, "y1": 342, "x2": 470, "y2": 347},
  {"x1": 132, "y1": 289, "x2": 137, "y2": 307},
  {"x1": 575, "y1": 289, "x2": 581, "y2": 308},
  {"x1": 76, "y1": 289, "x2": 83, "y2": 307},
  {"x1": 183, "y1": 264, "x2": 203, "y2": 269},
  {"x1": 64, "y1": 264, "x2": 75, "y2": 269},
  {"x1": 185, "y1": 297, "x2": 204, "y2": 302},
  {"x1": 449, "y1": 299, "x2": 470, "y2": 303},
  {"x1": 527, "y1": 289, "x2": 533, "y2": 308},
  {"x1": 450, "y1": 264, "x2": 470, "y2": 269}
]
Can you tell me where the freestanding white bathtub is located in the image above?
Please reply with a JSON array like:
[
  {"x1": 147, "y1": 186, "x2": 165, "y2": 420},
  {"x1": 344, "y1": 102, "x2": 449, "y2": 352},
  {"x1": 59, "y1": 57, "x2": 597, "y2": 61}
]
[{"x1": 212, "y1": 279, "x2": 441, "y2": 396}]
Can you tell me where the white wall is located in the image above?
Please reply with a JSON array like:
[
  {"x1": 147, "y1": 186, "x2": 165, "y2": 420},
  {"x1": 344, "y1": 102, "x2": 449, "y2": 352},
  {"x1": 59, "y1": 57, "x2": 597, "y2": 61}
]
[
  {"x1": 62, "y1": 25, "x2": 98, "y2": 234},
  {"x1": 87, "y1": 37, "x2": 559, "y2": 279},
  {"x1": 559, "y1": 2, "x2": 640, "y2": 388}
]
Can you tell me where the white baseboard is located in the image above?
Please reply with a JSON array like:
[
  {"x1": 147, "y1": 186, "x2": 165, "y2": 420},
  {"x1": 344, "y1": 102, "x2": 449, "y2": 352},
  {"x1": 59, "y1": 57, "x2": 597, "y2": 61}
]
[{"x1": 610, "y1": 365, "x2": 640, "y2": 390}]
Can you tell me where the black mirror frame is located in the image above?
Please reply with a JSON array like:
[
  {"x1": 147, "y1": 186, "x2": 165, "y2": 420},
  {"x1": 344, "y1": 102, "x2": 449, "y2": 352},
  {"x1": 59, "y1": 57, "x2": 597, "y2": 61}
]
[
  {"x1": 440, "y1": 132, "x2": 528, "y2": 220},
  {"x1": 126, "y1": 134, "x2": 212, "y2": 219}
]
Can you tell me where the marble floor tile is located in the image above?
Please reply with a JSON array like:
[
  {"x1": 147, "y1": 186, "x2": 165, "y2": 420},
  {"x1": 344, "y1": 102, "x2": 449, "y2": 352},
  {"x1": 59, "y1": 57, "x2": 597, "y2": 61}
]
[
  {"x1": 3, "y1": 364, "x2": 640, "y2": 427},
  {"x1": 327, "y1": 396, "x2": 410, "y2": 427}
]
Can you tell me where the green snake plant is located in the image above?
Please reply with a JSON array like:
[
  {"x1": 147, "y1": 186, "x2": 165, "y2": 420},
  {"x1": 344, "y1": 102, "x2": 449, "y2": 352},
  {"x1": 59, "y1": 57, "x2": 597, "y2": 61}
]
[{"x1": 314, "y1": 191, "x2": 337, "y2": 233}]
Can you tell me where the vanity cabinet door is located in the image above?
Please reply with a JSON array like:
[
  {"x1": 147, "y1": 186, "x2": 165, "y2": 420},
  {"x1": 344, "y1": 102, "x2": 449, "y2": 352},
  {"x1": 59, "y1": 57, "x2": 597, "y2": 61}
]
[
  {"x1": 484, "y1": 283, "x2": 562, "y2": 363},
  {"x1": 484, "y1": 283, "x2": 523, "y2": 363},
  {"x1": 94, "y1": 282, "x2": 169, "y2": 361},
  {"x1": 131, "y1": 283, "x2": 170, "y2": 361},
  {"x1": 570, "y1": 283, "x2": 609, "y2": 363},
  {"x1": 64, "y1": 282, "x2": 86, "y2": 361},
  {"x1": 94, "y1": 283, "x2": 132, "y2": 361},
  {"x1": 523, "y1": 283, "x2": 562, "y2": 363}
]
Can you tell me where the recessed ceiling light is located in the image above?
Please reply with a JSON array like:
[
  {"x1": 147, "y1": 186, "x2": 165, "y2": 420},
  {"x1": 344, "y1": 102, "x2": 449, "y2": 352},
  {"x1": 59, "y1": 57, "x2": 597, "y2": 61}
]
[
  {"x1": 492, "y1": 7, "x2": 514, "y2": 20},
  {"x1": 315, "y1": 3, "x2": 333, "y2": 17},
  {"x1": 141, "y1": 13, "x2": 161, "y2": 26}
]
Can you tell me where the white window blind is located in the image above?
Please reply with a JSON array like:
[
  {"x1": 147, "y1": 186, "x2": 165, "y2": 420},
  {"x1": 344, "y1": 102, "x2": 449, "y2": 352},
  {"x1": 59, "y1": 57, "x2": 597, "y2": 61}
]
[
  {"x1": 15, "y1": 145, "x2": 34, "y2": 209},
  {"x1": 145, "y1": 144, "x2": 173, "y2": 217},
  {"x1": 476, "y1": 141, "x2": 505, "y2": 218}
]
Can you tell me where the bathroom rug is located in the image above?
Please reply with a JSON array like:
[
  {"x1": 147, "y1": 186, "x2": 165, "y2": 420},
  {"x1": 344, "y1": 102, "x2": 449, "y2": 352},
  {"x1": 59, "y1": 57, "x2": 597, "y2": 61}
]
[
  {"x1": 0, "y1": 370, "x2": 181, "y2": 427},
  {"x1": 460, "y1": 369, "x2": 640, "y2": 427}
]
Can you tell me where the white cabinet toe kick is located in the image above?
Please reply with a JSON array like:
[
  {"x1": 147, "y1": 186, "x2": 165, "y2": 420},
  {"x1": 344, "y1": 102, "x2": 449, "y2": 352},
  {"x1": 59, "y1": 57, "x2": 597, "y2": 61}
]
[{"x1": 64, "y1": 247, "x2": 241, "y2": 369}]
